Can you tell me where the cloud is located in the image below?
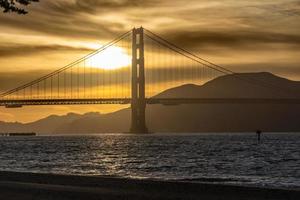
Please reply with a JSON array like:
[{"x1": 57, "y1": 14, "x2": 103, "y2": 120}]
[
  {"x1": 157, "y1": 29, "x2": 300, "y2": 51},
  {"x1": 0, "y1": 0, "x2": 136, "y2": 40},
  {"x1": 0, "y1": 14, "x2": 124, "y2": 40},
  {"x1": 0, "y1": 70, "x2": 52, "y2": 92},
  {"x1": 49, "y1": 0, "x2": 158, "y2": 14},
  {"x1": 0, "y1": 44, "x2": 92, "y2": 57},
  {"x1": 1, "y1": 0, "x2": 299, "y2": 46},
  {"x1": 248, "y1": 0, "x2": 300, "y2": 17}
]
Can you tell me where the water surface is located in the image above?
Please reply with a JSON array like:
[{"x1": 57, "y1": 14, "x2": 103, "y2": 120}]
[{"x1": 0, "y1": 133, "x2": 299, "y2": 189}]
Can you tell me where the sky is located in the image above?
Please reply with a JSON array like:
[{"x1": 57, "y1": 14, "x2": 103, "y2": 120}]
[{"x1": 0, "y1": 0, "x2": 300, "y2": 122}]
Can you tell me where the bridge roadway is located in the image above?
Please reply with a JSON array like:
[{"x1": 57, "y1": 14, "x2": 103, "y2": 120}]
[{"x1": 1, "y1": 98, "x2": 300, "y2": 108}]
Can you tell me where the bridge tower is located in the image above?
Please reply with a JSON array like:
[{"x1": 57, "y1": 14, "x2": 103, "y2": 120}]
[{"x1": 130, "y1": 27, "x2": 148, "y2": 133}]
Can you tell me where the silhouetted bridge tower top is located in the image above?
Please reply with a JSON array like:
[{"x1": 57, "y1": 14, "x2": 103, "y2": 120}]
[{"x1": 1, "y1": 27, "x2": 299, "y2": 133}]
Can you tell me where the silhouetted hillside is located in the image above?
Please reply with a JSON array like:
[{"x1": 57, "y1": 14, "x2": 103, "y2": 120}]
[
  {"x1": 155, "y1": 72, "x2": 300, "y2": 98},
  {"x1": 1, "y1": 72, "x2": 300, "y2": 134}
]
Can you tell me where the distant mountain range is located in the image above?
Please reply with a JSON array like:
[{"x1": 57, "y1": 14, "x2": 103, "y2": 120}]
[{"x1": 1, "y1": 72, "x2": 300, "y2": 134}]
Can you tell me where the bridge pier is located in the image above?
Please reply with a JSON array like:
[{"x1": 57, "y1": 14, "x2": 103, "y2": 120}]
[{"x1": 130, "y1": 27, "x2": 148, "y2": 134}]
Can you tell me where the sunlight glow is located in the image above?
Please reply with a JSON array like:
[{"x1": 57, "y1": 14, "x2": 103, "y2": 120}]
[{"x1": 88, "y1": 47, "x2": 131, "y2": 70}]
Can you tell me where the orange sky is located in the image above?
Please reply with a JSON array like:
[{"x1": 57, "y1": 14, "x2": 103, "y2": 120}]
[{"x1": 0, "y1": 0, "x2": 300, "y2": 122}]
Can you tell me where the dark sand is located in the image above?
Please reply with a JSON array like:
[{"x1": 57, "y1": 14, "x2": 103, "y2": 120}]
[{"x1": 0, "y1": 171, "x2": 299, "y2": 200}]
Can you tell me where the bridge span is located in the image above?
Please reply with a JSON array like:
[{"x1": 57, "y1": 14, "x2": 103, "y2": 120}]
[{"x1": 1, "y1": 98, "x2": 300, "y2": 108}]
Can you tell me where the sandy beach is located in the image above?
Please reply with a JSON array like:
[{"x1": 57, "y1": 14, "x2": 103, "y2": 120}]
[{"x1": 0, "y1": 171, "x2": 299, "y2": 200}]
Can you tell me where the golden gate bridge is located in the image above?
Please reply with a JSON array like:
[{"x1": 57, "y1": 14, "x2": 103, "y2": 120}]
[{"x1": 0, "y1": 27, "x2": 299, "y2": 133}]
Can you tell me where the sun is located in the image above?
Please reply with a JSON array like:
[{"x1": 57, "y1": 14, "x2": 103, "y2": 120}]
[{"x1": 88, "y1": 47, "x2": 131, "y2": 70}]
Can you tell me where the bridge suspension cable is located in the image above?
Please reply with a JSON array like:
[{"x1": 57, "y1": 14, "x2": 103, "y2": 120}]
[
  {"x1": 144, "y1": 28, "x2": 295, "y2": 98},
  {"x1": 0, "y1": 30, "x2": 132, "y2": 100},
  {"x1": 144, "y1": 30, "x2": 226, "y2": 97}
]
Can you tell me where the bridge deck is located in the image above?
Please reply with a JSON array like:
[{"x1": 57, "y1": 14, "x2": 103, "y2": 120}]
[{"x1": 1, "y1": 98, "x2": 300, "y2": 107}]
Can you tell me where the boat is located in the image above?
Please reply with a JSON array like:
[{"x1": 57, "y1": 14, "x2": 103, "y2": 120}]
[{"x1": 0, "y1": 132, "x2": 36, "y2": 137}]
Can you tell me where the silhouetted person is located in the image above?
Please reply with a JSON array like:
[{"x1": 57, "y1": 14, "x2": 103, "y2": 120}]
[{"x1": 256, "y1": 130, "x2": 262, "y2": 142}]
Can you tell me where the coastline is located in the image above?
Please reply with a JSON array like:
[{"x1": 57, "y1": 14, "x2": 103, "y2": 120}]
[{"x1": 0, "y1": 171, "x2": 299, "y2": 200}]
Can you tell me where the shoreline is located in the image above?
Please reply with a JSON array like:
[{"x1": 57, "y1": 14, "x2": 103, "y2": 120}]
[
  {"x1": 2, "y1": 132, "x2": 300, "y2": 137},
  {"x1": 0, "y1": 171, "x2": 299, "y2": 200}
]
